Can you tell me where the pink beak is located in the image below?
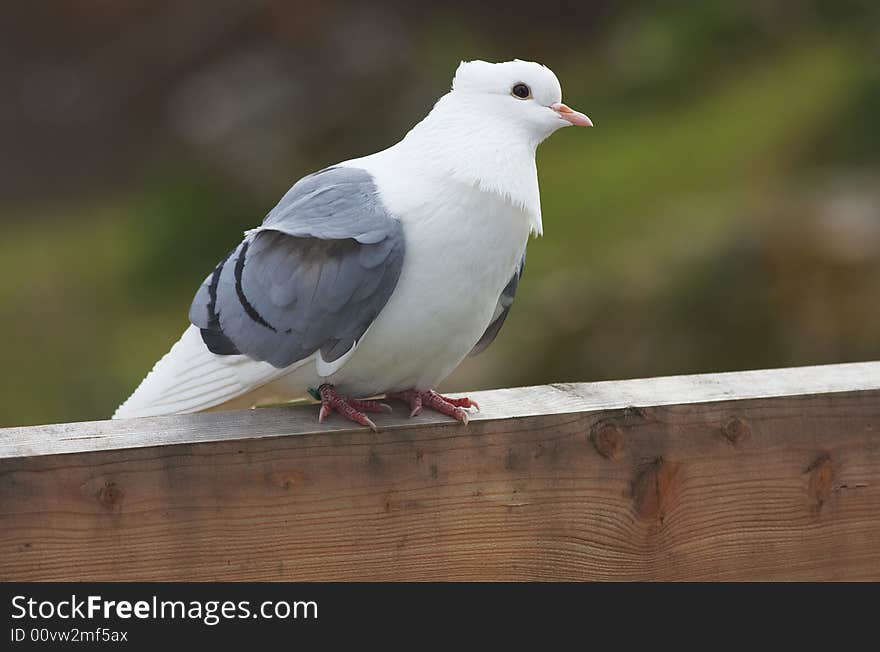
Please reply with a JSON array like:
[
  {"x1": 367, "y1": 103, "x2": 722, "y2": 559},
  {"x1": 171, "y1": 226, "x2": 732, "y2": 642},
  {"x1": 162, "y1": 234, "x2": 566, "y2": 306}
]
[{"x1": 551, "y1": 102, "x2": 593, "y2": 127}]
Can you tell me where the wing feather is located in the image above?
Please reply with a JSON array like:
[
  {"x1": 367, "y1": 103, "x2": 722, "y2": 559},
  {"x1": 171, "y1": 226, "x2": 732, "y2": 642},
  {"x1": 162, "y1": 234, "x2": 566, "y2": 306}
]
[
  {"x1": 469, "y1": 252, "x2": 526, "y2": 356},
  {"x1": 190, "y1": 166, "x2": 405, "y2": 369}
]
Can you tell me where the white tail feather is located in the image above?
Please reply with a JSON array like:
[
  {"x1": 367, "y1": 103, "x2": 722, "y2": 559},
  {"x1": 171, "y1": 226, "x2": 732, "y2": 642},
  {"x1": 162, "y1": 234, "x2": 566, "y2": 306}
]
[{"x1": 113, "y1": 326, "x2": 291, "y2": 419}]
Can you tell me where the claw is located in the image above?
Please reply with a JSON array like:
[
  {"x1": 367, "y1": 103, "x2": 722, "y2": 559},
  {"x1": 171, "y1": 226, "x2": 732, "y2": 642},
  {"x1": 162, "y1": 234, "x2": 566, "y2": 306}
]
[
  {"x1": 409, "y1": 394, "x2": 423, "y2": 417},
  {"x1": 317, "y1": 384, "x2": 384, "y2": 432},
  {"x1": 446, "y1": 397, "x2": 480, "y2": 411},
  {"x1": 388, "y1": 389, "x2": 477, "y2": 425},
  {"x1": 387, "y1": 390, "x2": 423, "y2": 417}
]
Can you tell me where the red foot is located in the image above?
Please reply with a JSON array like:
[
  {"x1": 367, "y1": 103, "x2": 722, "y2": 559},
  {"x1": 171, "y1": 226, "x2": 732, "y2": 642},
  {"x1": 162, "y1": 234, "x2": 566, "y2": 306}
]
[
  {"x1": 387, "y1": 389, "x2": 480, "y2": 424},
  {"x1": 317, "y1": 384, "x2": 391, "y2": 432}
]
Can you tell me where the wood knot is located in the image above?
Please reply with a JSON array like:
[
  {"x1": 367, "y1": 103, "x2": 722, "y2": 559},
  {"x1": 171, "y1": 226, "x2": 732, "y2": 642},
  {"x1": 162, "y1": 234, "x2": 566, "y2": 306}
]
[
  {"x1": 721, "y1": 417, "x2": 751, "y2": 446},
  {"x1": 591, "y1": 422, "x2": 626, "y2": 460},
  {"x1": 97, "y1": 481, "x2": 124, "y2": 509},
  {"x1": 632, "y1": 457, "x2": 681, "y2": 524},
  {"x1": 805, "y1": 453, "x2": 834, "y2": 513},
  {"x1": 268, "y1": 470, "x2": 307, "y2": 491}
]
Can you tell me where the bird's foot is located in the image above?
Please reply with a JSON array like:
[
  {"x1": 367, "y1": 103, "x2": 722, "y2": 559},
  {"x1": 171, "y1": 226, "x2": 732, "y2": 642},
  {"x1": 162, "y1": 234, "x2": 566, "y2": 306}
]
[
  {"x1": 316, "y1": 384, "x2": 391, "y2": 432},
  {"x1": 387, "y1": 389, "x2": 480, "y2": 424}
]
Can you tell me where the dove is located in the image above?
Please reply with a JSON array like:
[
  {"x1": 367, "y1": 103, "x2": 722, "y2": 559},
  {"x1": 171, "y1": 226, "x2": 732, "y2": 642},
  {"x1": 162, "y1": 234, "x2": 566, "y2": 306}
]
[{"x1": 113, "y1": 59, "x2": 591, "y2": 429}]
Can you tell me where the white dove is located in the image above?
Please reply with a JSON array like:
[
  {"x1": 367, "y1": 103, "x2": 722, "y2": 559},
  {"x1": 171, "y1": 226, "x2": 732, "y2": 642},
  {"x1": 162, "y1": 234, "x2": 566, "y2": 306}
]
[{"x1": 114, "y1": 59, "x2": 591, "y2": 429}]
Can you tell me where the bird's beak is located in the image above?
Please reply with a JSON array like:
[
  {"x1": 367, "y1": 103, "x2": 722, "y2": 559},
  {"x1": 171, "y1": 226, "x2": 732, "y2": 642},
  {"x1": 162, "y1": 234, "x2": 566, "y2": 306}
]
[{"x1": 551, "y1": 103, "x2": 593, "y2": 127}]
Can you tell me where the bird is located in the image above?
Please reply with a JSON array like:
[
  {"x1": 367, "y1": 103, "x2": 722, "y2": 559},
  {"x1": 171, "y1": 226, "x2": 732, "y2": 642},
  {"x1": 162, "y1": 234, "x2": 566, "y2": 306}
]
[{"x1": 113, "y1": 59, "x2": 591, "y2": 430}]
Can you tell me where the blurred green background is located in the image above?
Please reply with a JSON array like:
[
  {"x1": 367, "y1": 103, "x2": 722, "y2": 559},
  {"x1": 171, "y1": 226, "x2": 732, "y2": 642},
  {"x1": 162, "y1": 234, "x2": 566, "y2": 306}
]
[{"x1": 2, "y1": 1, "x2": 879, "y2": 427}]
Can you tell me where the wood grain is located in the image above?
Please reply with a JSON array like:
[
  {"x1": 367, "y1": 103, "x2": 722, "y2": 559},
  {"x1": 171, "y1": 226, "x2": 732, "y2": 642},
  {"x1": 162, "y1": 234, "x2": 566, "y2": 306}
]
[{"x1": 1, "y1": 362, "x2": 879, "y2": 581}]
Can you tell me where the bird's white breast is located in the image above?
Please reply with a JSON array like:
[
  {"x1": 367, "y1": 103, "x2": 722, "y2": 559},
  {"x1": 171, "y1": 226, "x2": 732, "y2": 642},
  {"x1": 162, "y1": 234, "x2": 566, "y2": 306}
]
[{"x1": 317, "y1": 155, "x2": 532, "y2": 396}]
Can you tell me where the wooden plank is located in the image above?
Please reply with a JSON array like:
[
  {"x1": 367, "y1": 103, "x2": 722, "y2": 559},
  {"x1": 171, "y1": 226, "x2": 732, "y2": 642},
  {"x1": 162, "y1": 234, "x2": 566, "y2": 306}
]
[
  {"x1": 2, "y1": 360, "x2": 878, "y2": 459},
  {"x1": 1, "y1": 362, "x2": 879, "y2": 581}
]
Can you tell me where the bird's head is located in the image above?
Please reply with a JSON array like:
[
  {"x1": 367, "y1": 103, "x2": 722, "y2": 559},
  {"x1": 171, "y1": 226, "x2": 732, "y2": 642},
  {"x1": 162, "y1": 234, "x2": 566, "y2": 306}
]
[
  {"x1": 450, "y1": 59, "x2": 591, "y2": 143},
  {"x1": 396, "y1": 59, "x2": 590, "y2": 235}
]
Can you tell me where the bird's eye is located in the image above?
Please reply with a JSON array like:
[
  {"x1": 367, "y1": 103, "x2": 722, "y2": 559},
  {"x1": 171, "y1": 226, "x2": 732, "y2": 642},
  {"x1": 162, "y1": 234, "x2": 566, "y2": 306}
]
[{"x1": 512, "y1": 83, "x2": 531, "y2": 99}]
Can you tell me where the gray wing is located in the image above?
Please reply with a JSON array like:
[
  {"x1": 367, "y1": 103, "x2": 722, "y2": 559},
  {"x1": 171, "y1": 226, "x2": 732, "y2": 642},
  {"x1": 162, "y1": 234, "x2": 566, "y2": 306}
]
[
  {"x1": 189, "y1": 166, "x2": 405, "y2": 369},
  {"x1": 469, "y1": 252, "x2": 525, "y2": 356}
]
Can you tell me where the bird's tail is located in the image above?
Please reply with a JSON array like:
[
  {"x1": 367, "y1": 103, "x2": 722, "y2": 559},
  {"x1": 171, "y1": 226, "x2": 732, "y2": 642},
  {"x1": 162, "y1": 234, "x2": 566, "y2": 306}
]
[{"x1": 113, "y1": 325, "x2": 288, "y2": 419}]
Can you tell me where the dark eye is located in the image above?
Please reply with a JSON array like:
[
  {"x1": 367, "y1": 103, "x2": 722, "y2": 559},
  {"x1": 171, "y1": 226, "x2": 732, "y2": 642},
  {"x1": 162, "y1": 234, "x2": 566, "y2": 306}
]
[{"x1": 512, "y1": 83, "x2": 531, "y2": 99}]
